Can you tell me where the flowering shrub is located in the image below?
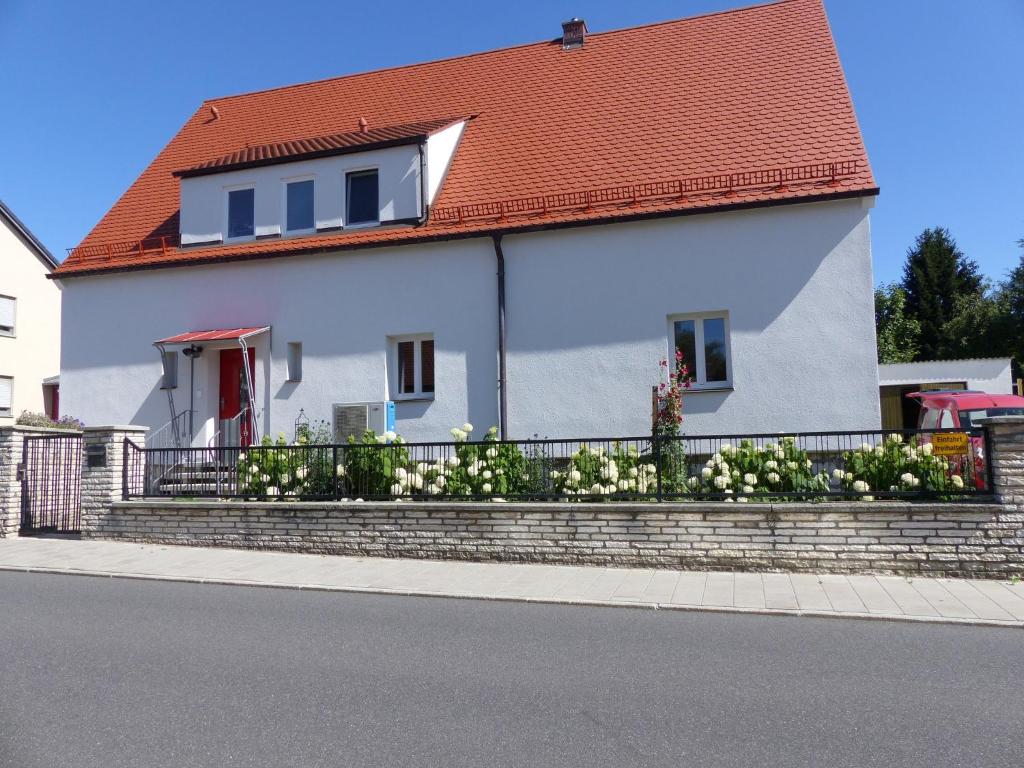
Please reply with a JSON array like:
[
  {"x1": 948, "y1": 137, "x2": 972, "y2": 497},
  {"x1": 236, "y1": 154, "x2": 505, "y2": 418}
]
[
  {"x1": 236, "y1": 433, "x2": 335, "y2": 498},
  {"x1": 16, "y1": 411, "x2": 84, "y2": 431},
  {"x1": 687, "y1": 438, "x2": 830, "y2": 501},
  {"x1": 551, "y1": 443, "x2": 657, "y2": 498},
  {"x1": 838, "y1": 434, "x2": 963, "y2": 497},
  {"x1": 344, "y1": 429, "x2": 409, "y2": 497}
]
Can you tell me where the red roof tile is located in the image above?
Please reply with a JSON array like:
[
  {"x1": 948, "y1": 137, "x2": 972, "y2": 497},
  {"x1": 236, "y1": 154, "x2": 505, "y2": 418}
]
[{"x1": 57, "y1": 0, "x2": 876, "y2": 277}]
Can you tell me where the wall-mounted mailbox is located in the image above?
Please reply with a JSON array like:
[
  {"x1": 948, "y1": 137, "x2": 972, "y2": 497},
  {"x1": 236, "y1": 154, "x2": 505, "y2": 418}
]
[{"x1": 86, "y1": 444, "x2": 107, "y2": 468}]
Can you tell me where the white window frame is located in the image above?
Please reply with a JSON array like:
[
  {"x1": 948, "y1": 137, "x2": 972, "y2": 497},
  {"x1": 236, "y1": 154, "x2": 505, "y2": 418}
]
[
  {"x1": 344, "y1": 167, "x2": 380, "y2": 228},
  {"x1": 667, "y1": 311, "x2": 733, "y2": 390},
  {"x1": 0, "y1": 375, "x2": 12, "y2": 417},
  {"x1": 286, "y1": 341, "x2": 303, "y2": 382},
  {"x1": 389, "y1": 333, "x2": 434, "y2": 400},
  {"x1": 0, "y1": 294, "x2": 15, "y2": 337},
  {"x1": 281, "y1": 175, "x2": 316, "y2": 235},
  {"x1": 224, "y1": 183, "x2": 257, "y2": 242}
]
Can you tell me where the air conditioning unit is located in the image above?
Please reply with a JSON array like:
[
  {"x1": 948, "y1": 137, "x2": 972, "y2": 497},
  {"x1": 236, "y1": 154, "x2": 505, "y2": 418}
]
[{"x1": 332, "y1": 401, "x2": 395, "y2": 443}]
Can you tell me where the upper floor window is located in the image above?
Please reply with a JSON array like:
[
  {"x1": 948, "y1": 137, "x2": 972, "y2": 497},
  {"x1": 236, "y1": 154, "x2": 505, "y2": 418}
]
[
  {"x1": 670, "y1": 312, "x2": 732, "y2": 388},
  {"x1": 392, "y1": 334, "x2": 434, "y2": 399},
  {"x1": 346, "y1": 170, "x2": 379, "y2": 225},
  {"x1": 160, "y1": 350, "x2": 178, "y2": 389},
  {"x1": 0, "y1": 295, "x2": 14, "y2": 337},
  {"x1": 286, "y1": 179, "x2": 315, "y2": 233},
  {"x1": 227, "y1": 187, "x2": 255, "y2": 239}
]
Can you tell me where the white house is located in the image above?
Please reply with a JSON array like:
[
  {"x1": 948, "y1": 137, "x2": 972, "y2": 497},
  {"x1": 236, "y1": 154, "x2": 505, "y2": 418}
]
[
  {"x1": 55, "y1": 0, "x2": 881, "y2": 445},
  {"x1": 0, "y1": 200, "x2": 61, "y2": 422}
]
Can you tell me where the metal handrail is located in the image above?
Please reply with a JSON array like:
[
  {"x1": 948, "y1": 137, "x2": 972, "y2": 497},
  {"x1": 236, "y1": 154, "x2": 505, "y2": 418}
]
[{"x1": 146, "y1": 410, "x2": 194, "y2": 450}]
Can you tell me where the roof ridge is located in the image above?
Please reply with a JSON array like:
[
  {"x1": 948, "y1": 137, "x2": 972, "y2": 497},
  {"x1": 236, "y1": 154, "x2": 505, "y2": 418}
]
[{"x1": 200, "y1": 0, "x2": 798, "y2": 106}]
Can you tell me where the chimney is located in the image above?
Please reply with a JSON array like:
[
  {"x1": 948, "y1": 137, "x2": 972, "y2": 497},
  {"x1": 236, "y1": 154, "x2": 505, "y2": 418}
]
[{"x1": 561, "y1": 17, "x2": 587, "y2": 50}]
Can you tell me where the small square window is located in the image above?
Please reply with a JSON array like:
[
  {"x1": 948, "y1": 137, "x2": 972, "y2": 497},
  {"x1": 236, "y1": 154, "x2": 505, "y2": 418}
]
[
  {"x1": 391, "y1": 335, "x2": 434, "y2": 399},
  {"x1": 287, "y1": 342, "x2": 303, "y2": 382},
  {"x1": 286, "y1": 180, "x2": 314, "y2": 232},
  {"x1": 346, "y1": 170, "x2": 379, "y2": 225},
  {"x1": 0, "y1": 375, "x2": 12, "y2": 417},
  {"x1": 0, "y1": 295, "x2": 14, "y2": 337},
  {"x1": 227, "y1": 188, "x2": 255, "y2": 239},
  {"x1": 161, "y1": 350, "x2": 178, "y2": 389},
  {"x1": 669, "y1": 312, "x2": 731, "y2": 388}
]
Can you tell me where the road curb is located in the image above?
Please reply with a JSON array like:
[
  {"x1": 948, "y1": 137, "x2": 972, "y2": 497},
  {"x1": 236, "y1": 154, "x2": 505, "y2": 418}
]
[{"x1": 2, "y1": 563, "x2": 1021, "y2": 629}]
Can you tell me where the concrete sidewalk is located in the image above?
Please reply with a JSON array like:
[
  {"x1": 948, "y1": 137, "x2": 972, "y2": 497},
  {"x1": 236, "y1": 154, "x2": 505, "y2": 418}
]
[{"x1": 1, "y1": 537, "x2": 1022, "y2": 627}]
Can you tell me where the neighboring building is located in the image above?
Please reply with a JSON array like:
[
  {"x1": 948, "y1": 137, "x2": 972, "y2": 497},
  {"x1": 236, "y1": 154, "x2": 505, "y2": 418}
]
[
  {"x1": 878, "y1": 358, "x2": 1014, "y2": 430},
  {"x1": 55, "y1": 0, "x2": 881, "y2": 445},
  {"x1": 0, "y1": 200, "x2": 61, "y2": 423}
]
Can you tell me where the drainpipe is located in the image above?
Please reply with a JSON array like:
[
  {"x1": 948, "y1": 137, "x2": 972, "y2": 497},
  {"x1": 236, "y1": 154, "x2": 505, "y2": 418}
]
[
  {"x1": 418, "y1": 140, "x2": 430, "y2": 224},
  {"x1": 492, "y1": 235, "x2": 508, "y2": 439}
]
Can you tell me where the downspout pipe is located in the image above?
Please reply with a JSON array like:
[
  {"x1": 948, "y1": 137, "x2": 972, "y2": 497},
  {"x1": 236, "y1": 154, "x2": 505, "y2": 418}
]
[{"x1": 492, "y1": 235, "x2": 509, "y2": 440}]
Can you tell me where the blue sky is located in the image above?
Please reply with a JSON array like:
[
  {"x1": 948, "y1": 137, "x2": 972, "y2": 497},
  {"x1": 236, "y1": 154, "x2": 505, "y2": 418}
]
[{"x1": 1, "y1": 0, "x2": 1021, "y2": 285}]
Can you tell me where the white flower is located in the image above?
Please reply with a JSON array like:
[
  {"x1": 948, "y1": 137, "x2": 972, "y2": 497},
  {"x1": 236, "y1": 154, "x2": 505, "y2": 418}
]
[
  {"x1": 280, "y1": 472, "x2": 291, "y2": 485},
  {"x1": 628, "y1": 467, "x2": 639, "y2": 478},
  {"x1": 786, "y1": 461, "x2": 797, "y2": 471},
  {"x1": 804, "y1": 459, "x2": 812, "y2": 469},
  {"x1": 482, "y1": 469, "x2": 492, "y2": 480},
  {"x1": 390, "y1": 482, "x2": 404, "y2": 495},
  {"x1": 450, "y1": 427, "x2": 466, "y2": 442},
  {"x1": 720, "y1": 443, "x2": 734, "y2": 455},
  {"x1": 617, "y1": 479, "x2": 630, "y2": 492},
  {"x1": 737, "y1": 497, "x2": 749, "y2": 503},
  {"x1": 296, "y1": 467, "x2": 308, "y2": 480},
  {"x1": 743, "y1": 473, "x2": 757, "y2": 486},
  {"x1": 486, "y1": 446, "x2": 498, "y2": 459},
  {"x1": 467, "y1": 464, "x2": 480, "y2": 477},
  {"x1": 765, "y1": 460, "x2": 778, "y2": 471},
  {"x1": 832, "y1": 468, "x2": 844, "y2": 480},
  {"x1": 688, "y1": 476, "x2": 701, "y2": 487},
  {"x1": 384, "y1": 430, "x2": 397, "y2": 442},
  {"x1": 711, "y1": 453, "x2": 724, "y2": 466},
  {"x1": 426, "y1": 484, "x2": 439, "y2": 495},
  {"x1": 713, "y1": 475, "x2": 728, "y2": 489},
  {"x1": 590, "y1": 483, "x2": 604, "y2": 495},
  {"x1": 887, "y1": 433, "x2": 904, "y2": 444},
  {"x1": 844, "y1": 471, "x2": 854, "y2": 481},
  {"x1": 495, "y1": 468, "x2": 504, "y2": 476},
  {"x1": 462, "y1": 423, "x2": 473, "y2": 434},
  {"x1": 767, "y1": 472, "x2": 780, "y2": 484},
  {"x1": 488, "y1": 426, "x2": 499, "y2": 436},
  {"x1": 395, "y1": 467, "x2": 408, "y2": 482},
  {"x1": 951, "y1": 475, "x2": 964, "y2": 489},
  {"x1": 900, "y1": 472, "x2": 915, "y2": 485},
  {"x1": 435, "y1": 474, "x2": 447, "y2": 488},
  {"x1": 921, "y1": 443, "x2": 933, "y2": 456},
  {"x1": 376, "y1": 434, "x2": 387, "y2": 444},
  {"x1": 447, "y1": 456, "x2": 460, "y2": 467},
  {"x1": 569, "y1": 469, "x2": 582, "y2": 484},
  {"x1": 265, "y1": 486, "x2": 280, "y2": 496},
  {"x1": 852, "y1": 480, "x2": 869, "y2": 493},
  {"x1": 481, "y1": 483, "x2": 492, "y2": 494},
  {"x1": 742, "y1": 484, "x2": 754, "y2": 494},
  {"x1": 336, "y1": 464, "x2": 346, "y2": 477},
  {"x1": 701, "y1": 467, "x2": 713, "y2": 479},
  {"x1": 411, "y1": 473, "x2": 424, "y2": 490},
  {"x1": 873, "y1": 446, "x2": 884, "y2": 457},
  {"x1": 261, "y1": 474, "x2": 271, "y2": 484},
  {"x1": 860, "y1": 442, "x2": 873, "y2": 453}
]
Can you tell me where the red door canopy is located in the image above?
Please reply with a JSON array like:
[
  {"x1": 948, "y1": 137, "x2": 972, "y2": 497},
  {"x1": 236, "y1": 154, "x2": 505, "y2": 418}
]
[{"x1": 155, "y1": 327, "x2": 268, "y2": 345}]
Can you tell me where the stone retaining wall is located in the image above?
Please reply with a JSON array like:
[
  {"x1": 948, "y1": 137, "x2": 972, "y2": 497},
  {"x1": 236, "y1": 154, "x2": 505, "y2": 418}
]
[{"x1": 87, "y1": 500, "x2": 1024, "y2": 578}]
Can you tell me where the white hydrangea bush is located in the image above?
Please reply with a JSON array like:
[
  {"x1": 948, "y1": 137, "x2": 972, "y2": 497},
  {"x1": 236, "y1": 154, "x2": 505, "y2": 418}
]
[
  {"x1": 686, "y1": 437, "x2": 830, "y2": 501},
  {"x1": 550, "y1": 443, "x2": 656, "y2": 499},
  {"x1": 839, "y1": 434, "x2": 965, "y2": 497}
]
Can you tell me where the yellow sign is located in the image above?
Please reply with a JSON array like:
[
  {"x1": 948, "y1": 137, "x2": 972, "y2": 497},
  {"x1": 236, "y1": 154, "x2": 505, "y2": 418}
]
[{"x1": 932, "y1": 433, "x2": 969, "y2": 456}]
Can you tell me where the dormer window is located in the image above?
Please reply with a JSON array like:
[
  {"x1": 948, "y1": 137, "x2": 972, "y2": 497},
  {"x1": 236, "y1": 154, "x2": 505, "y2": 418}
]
[
  {"x1": 285, "y1": 179, "x2": 315, "y2": 233},
  {"x1": 346, "y1": 170, "x2": 379, "y2": 225},
  {"x1": 227, "y1": 187, "x2": 255, "y2": 239}
]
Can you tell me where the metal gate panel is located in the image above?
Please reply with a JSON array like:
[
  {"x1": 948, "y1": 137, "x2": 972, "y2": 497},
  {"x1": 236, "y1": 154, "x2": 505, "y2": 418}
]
[{"x1": 20, "y1": 434, "x2": 83, "y2": 533}]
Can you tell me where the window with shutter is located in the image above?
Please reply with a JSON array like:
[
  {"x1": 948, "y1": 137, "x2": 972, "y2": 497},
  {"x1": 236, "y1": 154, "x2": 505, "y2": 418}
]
[
  {"x1": 0, "y1": 376, "x2": 12, "y2": 416},
  {"x1": 0, "y1": 295, "x2": 14, "y2": 337},
  {"x1": 391, "y1": 334, "x2": 435, "y2": 399}
]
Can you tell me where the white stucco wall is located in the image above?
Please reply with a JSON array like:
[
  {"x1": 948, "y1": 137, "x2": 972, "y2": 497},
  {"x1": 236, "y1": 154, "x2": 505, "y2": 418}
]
[
  {"x1": 425, "y1": 121, "x2": 467, "y2": 204},
  {"x1": 179, "y1": 144, "x2": 423, "y2": 245},
  {"x1": 0, "y1": 216, "x2": 61, "y2": 422},
  {"x1": 503, "y1": 198, "x2": 880, "y2": 437},
  {"x1": 60, "y1": 197, "x2": 880, "y2": 441},
  {"x1": 879, "y1": 358, "x2": 1013, "y2": 393}
]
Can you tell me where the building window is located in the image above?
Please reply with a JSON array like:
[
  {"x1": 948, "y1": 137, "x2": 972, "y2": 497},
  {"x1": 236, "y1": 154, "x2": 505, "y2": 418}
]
[
  {"x1": 670, "y1": 312, "x2": 731, "y2": 388},
  {"x1": 0, "y1": 376, "x2": 12, "y2": 417},
  {"x1": 0, "y1": 295, "x2": 14, "y2": 337},
  {"x1": 346, "y1": 170, "x2": 379, "y2": 225},
  {"x1": 287, "y1": 342, "x2": 303, "y2": 382},
  {"x1": 286, "y1": 179, "x2": 315, "y2": 232},
  {"x1": 392, "y1": 335, "x2": 434, "y2": 399},
  {"x1": 161, "y1": 350, "x2": 178, "y2": 389},
  {"x1": 227, "y1": 187, "x2": 255, "y2": 239}
]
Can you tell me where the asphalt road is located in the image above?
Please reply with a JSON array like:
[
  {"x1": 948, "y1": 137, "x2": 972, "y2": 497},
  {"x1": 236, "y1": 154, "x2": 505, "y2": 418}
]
[{"x1": 1, "y1": 572, "x2": 1021, "y2": 768}]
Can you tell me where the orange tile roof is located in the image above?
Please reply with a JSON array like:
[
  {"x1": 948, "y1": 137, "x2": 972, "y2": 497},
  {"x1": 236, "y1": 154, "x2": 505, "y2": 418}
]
[{"x1": 57, "y1": 0, "x2": 876, "y2": 277}]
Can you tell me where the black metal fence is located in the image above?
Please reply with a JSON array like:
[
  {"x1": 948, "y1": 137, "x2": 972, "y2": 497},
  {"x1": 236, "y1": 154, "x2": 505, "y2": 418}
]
[
  {"x1": 21, "y1": 433, "x2": 83, "y2": 532},
  {"x1": 122, "y1": 427, "x2": 993, "y2": 502}
]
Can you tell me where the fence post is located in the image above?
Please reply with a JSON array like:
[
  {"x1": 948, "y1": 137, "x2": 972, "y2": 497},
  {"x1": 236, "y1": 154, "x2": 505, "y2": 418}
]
[
  {"x1": 654, "y1": 432, "x2": 663, "y2": 502},
  {"x1": 975, "y1": 416, "x2": 1024, "y2": 508},
  {"x1": 80, "y1": 426, "x2": 148, "y2": 535}
]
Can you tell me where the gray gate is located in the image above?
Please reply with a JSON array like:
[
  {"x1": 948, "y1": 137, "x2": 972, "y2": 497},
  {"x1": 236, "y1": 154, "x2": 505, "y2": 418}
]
[{"x1": 19, "y1": 433, "x2": 83, "y2": 533}]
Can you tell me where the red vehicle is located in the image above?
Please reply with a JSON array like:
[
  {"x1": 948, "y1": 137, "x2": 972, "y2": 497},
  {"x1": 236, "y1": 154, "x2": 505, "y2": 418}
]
[{"x1": 908, "y1": 390, "x2": 1024, "y2": 488}]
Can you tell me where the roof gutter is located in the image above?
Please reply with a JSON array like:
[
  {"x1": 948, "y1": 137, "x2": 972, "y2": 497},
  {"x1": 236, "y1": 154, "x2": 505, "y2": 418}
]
[{"x1": 492, "y1": 235, "x2": 509, "y2": 440}]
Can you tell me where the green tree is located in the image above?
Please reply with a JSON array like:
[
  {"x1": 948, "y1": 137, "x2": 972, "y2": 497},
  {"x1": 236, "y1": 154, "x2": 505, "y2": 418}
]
[
  {"x1": 901, "y1": 227, "x2": 983, "y2": 359},
  {"x1": 874, "y1": 282, "x2": 920, "y2": 363}
]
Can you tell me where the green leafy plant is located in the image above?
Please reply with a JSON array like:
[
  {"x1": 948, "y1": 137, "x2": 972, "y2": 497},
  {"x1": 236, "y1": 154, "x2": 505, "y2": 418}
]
[
  {"x1": 838, "y1": 434, "x2": 963, "y2": 497},
  {"x1": 686, "y1": 437, "x2": 830, "y2": 501}
]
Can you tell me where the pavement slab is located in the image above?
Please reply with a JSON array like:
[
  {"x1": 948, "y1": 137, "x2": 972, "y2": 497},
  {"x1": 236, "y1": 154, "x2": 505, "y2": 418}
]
[{"x1": 0, "y1": 537, "x2": 1020, "y2": 628}]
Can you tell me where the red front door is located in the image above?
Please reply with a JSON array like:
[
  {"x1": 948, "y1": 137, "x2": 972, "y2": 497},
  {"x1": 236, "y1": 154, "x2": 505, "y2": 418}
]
[{"x1": 219, "y1": 348, "x2": 256, "y2": 446}]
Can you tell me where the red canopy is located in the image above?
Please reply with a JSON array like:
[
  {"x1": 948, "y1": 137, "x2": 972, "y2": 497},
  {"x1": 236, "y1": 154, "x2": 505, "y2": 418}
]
[{"x1": 155, "y1": 327, "x2": 268, "y2": 345}]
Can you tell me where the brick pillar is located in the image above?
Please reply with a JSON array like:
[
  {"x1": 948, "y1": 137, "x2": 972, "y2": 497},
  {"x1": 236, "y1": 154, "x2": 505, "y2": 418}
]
[
  {"x1": 977, "y1": 415, "x2": 1024, "y2": 509},
  {"x1": 80, "y1": 426, "x2": 148, "y2": 533}
]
